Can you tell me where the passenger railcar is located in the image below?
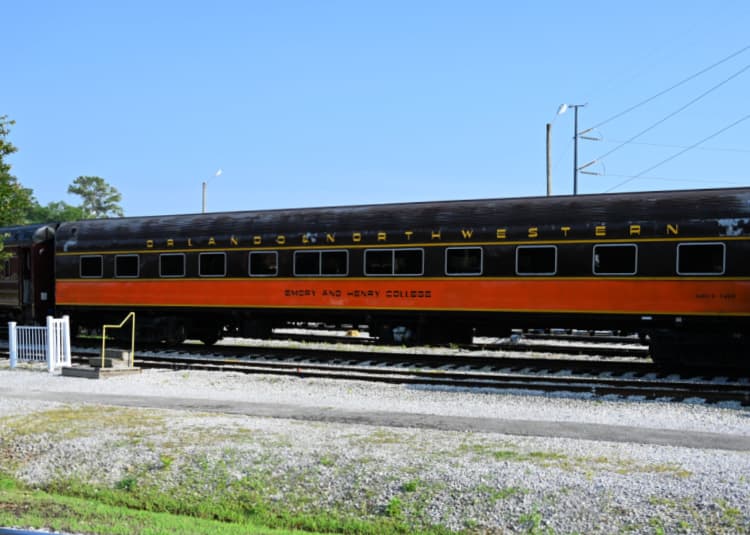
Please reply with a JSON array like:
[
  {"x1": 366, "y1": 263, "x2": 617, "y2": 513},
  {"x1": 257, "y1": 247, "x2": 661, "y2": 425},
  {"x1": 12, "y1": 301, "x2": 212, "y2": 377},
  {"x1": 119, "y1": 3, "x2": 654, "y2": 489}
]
[
  {"x1": 51, "y1": 187, "x2": 750, "y2": 366},
  {"x1": 0, "y1": 223, "x2": 56, "y2": 325}
]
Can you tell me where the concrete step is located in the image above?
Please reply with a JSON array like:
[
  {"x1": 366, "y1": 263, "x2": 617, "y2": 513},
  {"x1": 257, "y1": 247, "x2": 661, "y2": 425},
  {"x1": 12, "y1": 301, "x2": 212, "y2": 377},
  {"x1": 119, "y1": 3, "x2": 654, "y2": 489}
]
[{"x1": 89, "y1": 349, "x2": 133, "y2": 368}]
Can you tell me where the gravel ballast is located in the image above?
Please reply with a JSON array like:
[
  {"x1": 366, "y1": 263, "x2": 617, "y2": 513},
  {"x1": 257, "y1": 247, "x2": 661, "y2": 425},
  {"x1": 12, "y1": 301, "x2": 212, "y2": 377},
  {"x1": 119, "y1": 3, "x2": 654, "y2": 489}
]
[{"x1": 1, "y1": 364, "x2": 749, "y2": 534}]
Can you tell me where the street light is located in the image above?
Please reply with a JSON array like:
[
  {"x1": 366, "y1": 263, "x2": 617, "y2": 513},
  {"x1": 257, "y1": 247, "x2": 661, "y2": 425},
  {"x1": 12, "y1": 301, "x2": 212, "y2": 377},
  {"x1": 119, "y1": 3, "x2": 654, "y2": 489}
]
[
  {"x1": 545, "y1": 104, "x2": 571, "y2": 196},
  {"x1": 201, "y1": 168, "x2": 223, "y2": 213}
]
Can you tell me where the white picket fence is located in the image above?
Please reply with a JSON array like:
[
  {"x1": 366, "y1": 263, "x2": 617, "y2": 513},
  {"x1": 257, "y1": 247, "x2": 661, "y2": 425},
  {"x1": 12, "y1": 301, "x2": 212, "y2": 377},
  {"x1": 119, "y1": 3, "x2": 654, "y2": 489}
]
[{"x1": 8, "y1": 316, "x2": 72, "y2": 373}]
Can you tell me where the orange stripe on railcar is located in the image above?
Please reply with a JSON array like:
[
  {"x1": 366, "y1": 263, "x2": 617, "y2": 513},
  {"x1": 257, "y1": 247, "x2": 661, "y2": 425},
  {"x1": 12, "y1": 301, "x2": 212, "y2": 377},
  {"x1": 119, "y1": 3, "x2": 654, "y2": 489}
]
[{"x1": 55, "y1": 278, "x2": 750, "y2": 316}]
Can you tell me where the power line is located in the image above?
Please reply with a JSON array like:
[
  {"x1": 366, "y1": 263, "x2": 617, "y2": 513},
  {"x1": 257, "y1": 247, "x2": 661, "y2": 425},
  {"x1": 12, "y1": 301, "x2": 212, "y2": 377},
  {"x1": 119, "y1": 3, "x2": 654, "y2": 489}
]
[
  {"x1": 594, "y1": 62, "x2": 750, "y2": 163},
  {"x1": 601, "y1": 174, "x2": 743, "y2": 186},
  {"x1": 590, "y1": 44, "x2": 750, "y2": 131},
  {"x1": 605, "y1": 113, "x2": 750, "y2": 192},
  {"x1": 601, "y1": 139, "x2": 750, "y2": 154}
]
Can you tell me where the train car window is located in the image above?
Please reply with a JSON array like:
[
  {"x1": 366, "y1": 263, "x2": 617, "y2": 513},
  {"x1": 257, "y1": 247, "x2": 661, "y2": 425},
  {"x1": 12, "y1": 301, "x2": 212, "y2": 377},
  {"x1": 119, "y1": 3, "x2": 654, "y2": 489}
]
[
  {"x1": 364, "y1": 248, "x2": 423, "y2": 276},
  {"x1": 364, "y1": 250, "x2": 392, "y2": 275},
  {"x1": 516, "y1": 246, "x2": 556, "y2": 276},
  {"x1": 115, "y1": 254, "x2": 139, "y2": 278},
  {"x1": 1, "y1": 259, "x2": 9, "y2": 278},
  {"x1": 294, "y1": 251, "x2": 318, "y2": 276},
  {"x1": 80, "y1": 255, "x2": 103, "y2": 278},
  {"x1": 321, "y1": 251, "x2": 348, "y2": 275},
  {"x1": 593, "y1": 244, "x2": 637, "y2": 275},
  {"x1": 294, "y1": 250, "x2": 348, "y2": 276},
  {"x1": 395, "y1": 249, "x2": 423, "y2": 275},
  {"x1": 249, "y1": 251, "x2": 278, "y2": 277},
  {"x1": 677, "y1": 242, "x2": 725, "y2": 275},
  {"x1": 199, "y1": 252, "x2": 227, "y2": 277},
  {"x1": 160, "y1": 253, "x2": 185, "y2": 278},
  {"x1": 445, "y1": 247, "x2": 483, "y2": 276}
]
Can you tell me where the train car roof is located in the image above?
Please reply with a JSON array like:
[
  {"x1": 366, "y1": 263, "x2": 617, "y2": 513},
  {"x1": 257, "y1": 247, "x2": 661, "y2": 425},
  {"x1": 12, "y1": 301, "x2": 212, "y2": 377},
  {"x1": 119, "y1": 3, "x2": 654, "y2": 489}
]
[
  {"x1": 0, "y1": 223, "x2": 57, "y2": 247},
  {"x1": 54, "y1": 186, "x2": 750, "y2": 248}
]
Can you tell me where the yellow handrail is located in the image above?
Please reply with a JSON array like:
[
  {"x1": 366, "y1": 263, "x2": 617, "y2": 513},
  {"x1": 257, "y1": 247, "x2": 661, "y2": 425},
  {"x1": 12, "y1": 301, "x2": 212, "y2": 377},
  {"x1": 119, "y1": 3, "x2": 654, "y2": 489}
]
[{"x1": 101, "y1": 312, "x2": 136, "y2": 368}]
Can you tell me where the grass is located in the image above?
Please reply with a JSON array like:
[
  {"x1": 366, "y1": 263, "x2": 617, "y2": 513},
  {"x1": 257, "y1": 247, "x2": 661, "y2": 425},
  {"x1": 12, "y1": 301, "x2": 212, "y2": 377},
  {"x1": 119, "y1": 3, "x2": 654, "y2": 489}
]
[
  {"x1": 0, "y1": 478, "x2": 332, "y2": 534},
  {"x1": 476, "y1": 484, "x2": 526, "y2": 502},
  {"x1": 0, "y1": 474, "x2": 448, "y2": 535},
  {"x1": 458, "y1": 441, "x2": 693, "y2": 478},
  {"x1": 0, "y1": 401, "x2": 454, "y2": 534},
  {"x1": 0, "y1": 404, "x2": 740, "y2": 534}
]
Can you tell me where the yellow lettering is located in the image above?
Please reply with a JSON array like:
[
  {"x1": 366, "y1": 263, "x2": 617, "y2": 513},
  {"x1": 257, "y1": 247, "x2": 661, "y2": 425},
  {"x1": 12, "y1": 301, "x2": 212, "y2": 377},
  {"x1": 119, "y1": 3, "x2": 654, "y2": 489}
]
[
  {"x1": 187, "y1": 238, "x2": 193, "y2": 247},
  {"x1": 595, "y1": 225, "x2": 606, "y2": 237},
  {"x1": 528, "y1": 227, "x2": 538, "y2": 239},
  {"x1": 496, "y1": 229, "x2": 507, "y2": 240},
  {"x1": 276, "y1": 235, "x2": 286, "y2": 245},
  {"x1": 253, "y1": 236, "x2": 262, "y2": 245},
  {"x1": 326, "y1": 233, "x2": 335, "y2": 243},
  {"x1": 667, "y1": 224, "x2": 679, "y2": 235},
  {"x1": 352, "y1": 232, "x2": 362, "y2": 243},
  {"x1": 166, "y1": 239, "x2": 174, "y2": 247},
  {"x1": 629, "y1": 224, "x2": 641, "y2": 236},
  {"x1": 560, "y1": 226, "x2": 571, "y2": 237},
  {"x1": 302, "y1": 234, "x2": 310, "y2": 244},
  {"x1": 431, "y1": 231, "x2": 442, "y2": 240},
  {"x1": 461, "y1": 229, "x2": 474, "y2": 239},
  {"x1": 208, "y1": 237, "x2": 216, "y2": 246},
  {"x1": 230, "y1": 235, "x2": 239, "y2": 246},
  {"x1": 146, "y1": 240, "x2": 154, "y2": 249},
  {"x1": 404, "y1": 231, "x2": 414, "y2": 241},
  {"x1": 377, "y1": 232, "x2": 387, "y2": 242}
]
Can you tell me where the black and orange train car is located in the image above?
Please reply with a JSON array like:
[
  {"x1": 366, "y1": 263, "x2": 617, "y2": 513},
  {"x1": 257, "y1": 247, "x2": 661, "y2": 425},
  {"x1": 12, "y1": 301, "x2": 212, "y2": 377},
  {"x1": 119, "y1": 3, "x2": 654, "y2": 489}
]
[
  {"x1": 0, "y1": 223, "x2": 56, "y2": 325},
  {"x1": 48, "y1": 187, "x2": 750, "y2": 366}
]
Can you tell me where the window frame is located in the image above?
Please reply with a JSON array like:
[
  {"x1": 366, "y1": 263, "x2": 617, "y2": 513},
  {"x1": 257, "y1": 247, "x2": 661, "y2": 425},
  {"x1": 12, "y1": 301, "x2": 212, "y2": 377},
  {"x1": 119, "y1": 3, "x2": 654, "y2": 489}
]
[
  {"x1": 515, "y1": 245, "x2": 557, "y2": 276},
  {"x1": 293, "y1": 249, "x2": 349, "y2": 277},
  {"x1": 445, "y1": 246, "x2": 483, "y2": 276},
  {"x1": 592, "y1": 243, "x2": 638, "y2": 276},
  {"x1": 364, "y1": 248, "x2": 424, "y2": 277},
  {"x1": 676, "y1": 242, "x2": 726, "y2": 276},
  {"x1": 79, "y1": 255, "x2": 104, "y2": 278},
  {"x1": 114, "y1": 254, "x2": 140, "y2": 278},
  {"x1": 249, "y1": 251, "x2": 279, "y2": 277},
  {"x1": 159, "y1": 253, "x2": 186, "y2": 278}
]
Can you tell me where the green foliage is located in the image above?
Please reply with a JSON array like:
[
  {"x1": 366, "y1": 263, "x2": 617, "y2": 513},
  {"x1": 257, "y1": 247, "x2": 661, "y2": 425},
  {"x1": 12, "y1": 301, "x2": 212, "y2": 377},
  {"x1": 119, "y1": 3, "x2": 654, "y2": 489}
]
[
  {"x1": 68, "y1": 175, "x2": 124, "y2": 218},
  {"x1": 518, "y1": 505, "x2": 553, "y2": 535},
  {"x1": 0, "y1": 115, "x2": 120, "y2": 227},
  {"x1": 114, "y1": 476, "x2": 137, "y2": 492},
  {"x1": 25, "y1": 200, "x2": 87, "y2": 223},
  {"x1": 402, "y1": 479, "x2": 419, "y2": 492},
  {"x1": 0, "y1": 115, "x2": 34, "y2": 226},
  {"x1": 385, "y1": 497, "x2": 404, "y2": 520}
]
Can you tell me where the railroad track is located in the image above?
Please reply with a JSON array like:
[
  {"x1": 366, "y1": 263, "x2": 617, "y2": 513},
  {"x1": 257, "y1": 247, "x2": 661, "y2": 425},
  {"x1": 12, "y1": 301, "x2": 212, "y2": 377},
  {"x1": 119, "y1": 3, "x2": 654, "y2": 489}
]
[
  {"x1": 270, "y1": 329, "x2": 651, "y2": 358},
  {"x1": 64, "y1": 342, "x2": 750, "y2": 406}
]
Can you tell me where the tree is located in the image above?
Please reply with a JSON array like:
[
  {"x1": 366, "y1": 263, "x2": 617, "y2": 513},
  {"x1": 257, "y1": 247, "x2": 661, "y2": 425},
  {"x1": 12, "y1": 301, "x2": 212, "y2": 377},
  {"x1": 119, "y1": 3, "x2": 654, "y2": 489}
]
[
  {"x1": 68, "y1": 175, "x2": 124, "y2": 219},
  {"x1": 26, "y1": 200, "x2": 87, "y2": 223},
  {"x1": 0, "y1": 115, "x2": 34, "y2": 226}
]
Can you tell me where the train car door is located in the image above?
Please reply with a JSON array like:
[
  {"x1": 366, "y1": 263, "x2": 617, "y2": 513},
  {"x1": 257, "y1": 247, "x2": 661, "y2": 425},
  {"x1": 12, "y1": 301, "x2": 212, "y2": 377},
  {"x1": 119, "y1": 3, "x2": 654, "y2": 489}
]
[{"x1": 31, "y1": 239, "x2": 55, "y2": 323}]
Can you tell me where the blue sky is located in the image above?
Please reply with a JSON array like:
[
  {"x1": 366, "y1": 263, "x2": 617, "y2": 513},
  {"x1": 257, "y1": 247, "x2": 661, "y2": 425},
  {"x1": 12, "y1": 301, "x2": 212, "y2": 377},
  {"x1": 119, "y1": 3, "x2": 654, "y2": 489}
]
[{"x1": 4, "y1": 1, "x2": 749, "y2": 216}]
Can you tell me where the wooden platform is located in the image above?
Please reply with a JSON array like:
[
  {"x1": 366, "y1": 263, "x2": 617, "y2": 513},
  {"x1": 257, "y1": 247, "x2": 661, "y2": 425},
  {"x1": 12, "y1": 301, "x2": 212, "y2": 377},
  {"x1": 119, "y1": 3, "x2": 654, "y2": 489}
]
[
  {"x1": 62, "y1": 348, "x2": 140, "y2": 379},
  {"x1": 62, "y1": 366, "x2": 142, "y2": 379}
]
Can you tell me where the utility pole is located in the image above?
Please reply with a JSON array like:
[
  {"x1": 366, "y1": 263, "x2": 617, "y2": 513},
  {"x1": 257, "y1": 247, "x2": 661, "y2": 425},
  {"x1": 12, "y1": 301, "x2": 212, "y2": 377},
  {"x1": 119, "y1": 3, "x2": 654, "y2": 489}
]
[
  {"x1": 569, "y1": 104, "x2": 585, "y2": 195},
  {"x1": 560, "y1": 104, "x2": 594, "y2": 195},
  {"x1": 546, "y1": 123, "x2": 552, "y2": 196},
  {"x1": 201, "y1": 168, "x2": 223, "y2": 213},
  {"x1": 202, "y1": 181, "x2": 207, "y2": 213}
]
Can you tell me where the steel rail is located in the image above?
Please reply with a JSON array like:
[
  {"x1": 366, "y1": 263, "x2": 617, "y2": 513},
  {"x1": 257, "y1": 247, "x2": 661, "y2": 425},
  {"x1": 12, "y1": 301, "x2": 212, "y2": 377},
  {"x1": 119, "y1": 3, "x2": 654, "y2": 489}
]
[{"x1": 127, "y1": 353, "x2": 750, "y2": 406}]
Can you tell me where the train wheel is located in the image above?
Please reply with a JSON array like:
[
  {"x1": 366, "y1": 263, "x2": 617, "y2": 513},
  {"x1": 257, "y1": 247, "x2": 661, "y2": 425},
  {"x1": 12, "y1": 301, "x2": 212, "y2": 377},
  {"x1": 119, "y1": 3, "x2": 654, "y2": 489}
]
[
  {"x1": 372, "y1": 322, "x2": 416, "y2": 345},
  {"x1": 165, "y1": 321, "x2": 186, "y2": 345},
  {"x1": 200, "y1": 333, "x2": 219, "y2": 346},
  {"x1": 648, "y1": 330, "x2": 680, "y2": 367}
]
